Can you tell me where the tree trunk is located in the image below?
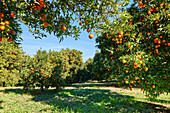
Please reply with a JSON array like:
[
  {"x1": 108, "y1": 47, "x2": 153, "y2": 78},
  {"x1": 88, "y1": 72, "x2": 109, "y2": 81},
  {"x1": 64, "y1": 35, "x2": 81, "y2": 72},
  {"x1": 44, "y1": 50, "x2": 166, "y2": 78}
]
[
  {"x1": 41, "y1": 85, "x2": 44, "y2": 91},
  {"x1": 3, "y1": 82, "x2": 5, "y2": 87}
]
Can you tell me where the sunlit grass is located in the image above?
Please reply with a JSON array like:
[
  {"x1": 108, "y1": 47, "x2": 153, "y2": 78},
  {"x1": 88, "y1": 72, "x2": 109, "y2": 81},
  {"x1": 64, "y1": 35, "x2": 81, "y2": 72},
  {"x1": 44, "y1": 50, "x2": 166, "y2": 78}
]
[{"x1": 0, "y1": 81, "x2": 169, "y2": 113}]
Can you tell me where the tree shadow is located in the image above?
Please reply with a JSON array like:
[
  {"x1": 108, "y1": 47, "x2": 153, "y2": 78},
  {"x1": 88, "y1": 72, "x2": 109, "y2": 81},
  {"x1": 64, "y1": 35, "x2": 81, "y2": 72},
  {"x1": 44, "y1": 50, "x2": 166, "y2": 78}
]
[
  {"x1": 67, "y1": 83, "x2": 114, "y2": 88},
  {"x1": 66, "y1": 80, "x2": 119, "y2": 88},
  {"x1": 0, "y1": 100, "x2": 3, "y2": 109},
  {"x1": 1, "y1": 88, "x2": 169, "y2": 113}
]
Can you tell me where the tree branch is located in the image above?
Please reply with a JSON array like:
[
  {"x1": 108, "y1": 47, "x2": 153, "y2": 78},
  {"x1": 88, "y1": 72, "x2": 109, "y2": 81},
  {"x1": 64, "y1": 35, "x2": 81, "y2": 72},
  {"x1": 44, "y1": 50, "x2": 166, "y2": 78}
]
[{"x1": 24, "y1": 0, "x2": 30, "y2": 6}]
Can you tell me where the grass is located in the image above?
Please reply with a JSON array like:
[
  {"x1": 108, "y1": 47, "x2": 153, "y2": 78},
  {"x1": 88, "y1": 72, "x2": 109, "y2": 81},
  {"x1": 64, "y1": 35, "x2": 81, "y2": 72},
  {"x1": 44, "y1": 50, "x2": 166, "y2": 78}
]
[{"x1": 0, "y1": 80, "x2": 169, "y2": 113}]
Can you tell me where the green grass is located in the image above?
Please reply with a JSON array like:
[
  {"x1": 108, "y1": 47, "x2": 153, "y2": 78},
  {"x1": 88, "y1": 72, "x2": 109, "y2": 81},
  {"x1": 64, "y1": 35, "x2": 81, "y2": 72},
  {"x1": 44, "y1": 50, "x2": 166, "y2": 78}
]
[{"x1": 0, "y1": 81, "x2": 169, "y2": 113}]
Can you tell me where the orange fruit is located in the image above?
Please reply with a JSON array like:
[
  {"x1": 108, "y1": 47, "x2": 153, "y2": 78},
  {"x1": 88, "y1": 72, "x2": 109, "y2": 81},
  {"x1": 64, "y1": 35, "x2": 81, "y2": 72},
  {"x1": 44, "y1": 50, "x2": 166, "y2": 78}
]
[
  {"x1": 0, "y1": 26, "x2": 5, "y2": 30},
  {"x1": 159, "y1": 4, "x2": 163, "y2": 7},
  {"x1": 79, "y1": 22, "x2": 82, "y2": 26},
  {"x1": 89, "y1": 34, "x2": 93, "y2": 39},
  {"x1": 62, "y1": 26, "x2": 66, "y2": 31},
  {"x1": 152, "y1": 85, "x2": 155, "y2": 88},
  {"x1": 87, "y1": 29, "x2": 90, "y2": 32},
  {"x1": 7, "y1": 38, "x2": 12, "y2": 42},
  {"x1": 139, "y1": 61, "x2": 142, "y2": 64},
  {"x1": 41, "y1": 18, "x2": 45, "y2": 21},
  {"x1": 126, "y1": 70, "x2": 128, "y2": 73},
  {"x1": 148, "y1": 11, "x2": 151, "y2": 15},
  {"x1": 5, "y1": 21, "x2": 10, "y2": 25},
  {"x1": 43, "y1": 22, "x2": 49, "y2": 27},
  {"x1": 145, "y1": 67, "x2": 148, "y2": 71},
  {"x1": 122, "y1": 60, "x2": 127, "y2": 63},
  {"x1": 43, "y1": 15, "x2": 47, "y2": 18},
  {"x1": 135, "y1": 77, "x2": 138, "y2": 80},
  {"x1": 0, "y1": 22, "x2": 5, "y2": 26},
  {"x1": 119, "y1": 31, "x2": 123, "y2": 35},
  {"x1": 125, "y1": 81, "x2": 129, "y2": 84},
  {"x1": 10, "y1": 13, "x2": 15, "y2": 17},
  {"x1": 0, "y1": 13, "x2": 4, "y2": 18}
]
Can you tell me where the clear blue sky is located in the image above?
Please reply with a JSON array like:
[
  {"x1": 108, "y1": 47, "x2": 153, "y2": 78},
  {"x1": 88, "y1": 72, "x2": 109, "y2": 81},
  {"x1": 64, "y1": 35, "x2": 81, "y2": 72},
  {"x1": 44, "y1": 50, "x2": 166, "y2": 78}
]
[
  {"x1": 19, "y1": 23, "x2": 99, "y2": 62},
  {"x1": 19, "y1": 0, "x2": 133, "y2": 62}
]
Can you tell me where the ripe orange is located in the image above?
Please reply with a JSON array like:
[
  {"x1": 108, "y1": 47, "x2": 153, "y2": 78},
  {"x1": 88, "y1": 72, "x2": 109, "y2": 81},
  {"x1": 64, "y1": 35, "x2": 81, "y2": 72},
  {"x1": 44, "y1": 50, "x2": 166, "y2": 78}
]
[
  {"x1": 10, "y1": 13, "x2": 15, "y2": 17},
  {"x1": 41, "y1": 18, "x2": 45, "y2": 21},
  {"x1": 159, "y1": 4, "x2": 163, "y2": 7},
  {"x1": 79, "y1": 22, "x2": 82, "y2": 26},
  {"x1": 43, "y1": 22, "x2": 49, "y2": 27},
  {"x1": 148, "y1": 11, "x2": 151, "y2": 15},
  {"x1": 135, "y1": 77, "x2": 138, "y2": 80},
  {"x1": 89, "y1": 34, "x2": 93, "y2": 39},
  {"x1": 0, "y1": 13, "x2": 4, "y2": 18},
  {"x1": 125, "y1": 81, "x2": 129, "y2": 84},
  {"x1": 119, "y1": 31, "x2": 123, "y2": 35},
  {"x1": 0, "y1": 26, "x2": 5, "y2": 30},
  {"x1": 62, "y1": 26, "x2": 66, "y2": 31},
  {"x1": 122, "y1": 60, "x2": 127, "y2": 63},
  {"x1": 5, "y1": 21, "x2": 10, "y2": 25},
  {"x1": 87, "y1": 29, "x2": 90, "y2": 32},
  {"x1": 43, "y1": 15, "x2": 47, "y2": 18},
  {"x1": 126, "y1": 70, "x2": 128, "y2": 73},
  {"x1": 12, "y1": 31, "x2": 15, "y2": 34},
  {"x1": 7, "y1": 38, "x2": 12, "y2": 42},
  {"x1": 145, "y1": 67, "x2": 148, "y2": 71},
  {"x1": 152, "y1": 85, "x2": 155, "y2": 88},
  {"x1": 0, "y1": 22, "x2": 5, "y2": 26}
]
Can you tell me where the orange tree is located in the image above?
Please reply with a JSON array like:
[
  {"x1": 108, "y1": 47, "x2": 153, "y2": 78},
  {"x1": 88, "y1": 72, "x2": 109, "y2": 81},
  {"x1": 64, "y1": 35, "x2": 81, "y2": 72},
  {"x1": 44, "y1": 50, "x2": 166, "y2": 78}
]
[
  {"x1": 0, "y1": 0, "x2": 128, "y2": 42},
  {"x1": 1, "y1": 0, "x2": 129, "y2": 84},
  {"x1": 59, "y1": 48, "x2": 84, "y2": 84},
  {"x1": 0, "y1": 37, "x2": 25, "y2": 86},
  {"x1": 22, "y1": 48, "x2": 84, "y2": 91},
  {"x1": 84, "y1": 58, "x2": 94, "y2": 81},
  {"x1": 74, "y1": 58, "x2": 94, "y2": 83},
  {"x1": 0, "y1": 0, "x2": 129, "y2": 88},
  {"x1": 92, "y1": 50, "x2": 110, "y2": 82},
  {"x1": 96, "y1": 0, "x2": 169, "y2": 98},
  {"x1": 22, "y1": 49, "x2": 64, "y2": 91}
]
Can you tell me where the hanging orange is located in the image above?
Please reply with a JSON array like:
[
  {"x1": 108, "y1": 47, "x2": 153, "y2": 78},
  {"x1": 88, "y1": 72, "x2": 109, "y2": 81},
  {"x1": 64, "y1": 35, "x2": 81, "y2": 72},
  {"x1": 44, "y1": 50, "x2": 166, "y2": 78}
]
[
  {"x1": 43, "y1": 22, "x2": 49, "y2": 27},
  {"x1": 62, "y1": 26, "x2": 66, "y2": 31}
]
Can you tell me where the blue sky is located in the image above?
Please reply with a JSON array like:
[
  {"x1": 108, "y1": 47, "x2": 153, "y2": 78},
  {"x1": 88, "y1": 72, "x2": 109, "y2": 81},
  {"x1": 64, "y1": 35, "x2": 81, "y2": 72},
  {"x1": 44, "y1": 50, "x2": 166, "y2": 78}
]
[
  {"x1": 19, "y1": 0, "x2": 133, "y2": 62},
  {"x1": 20, "y1": 23, "x2": 99, "y2": 62}
]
